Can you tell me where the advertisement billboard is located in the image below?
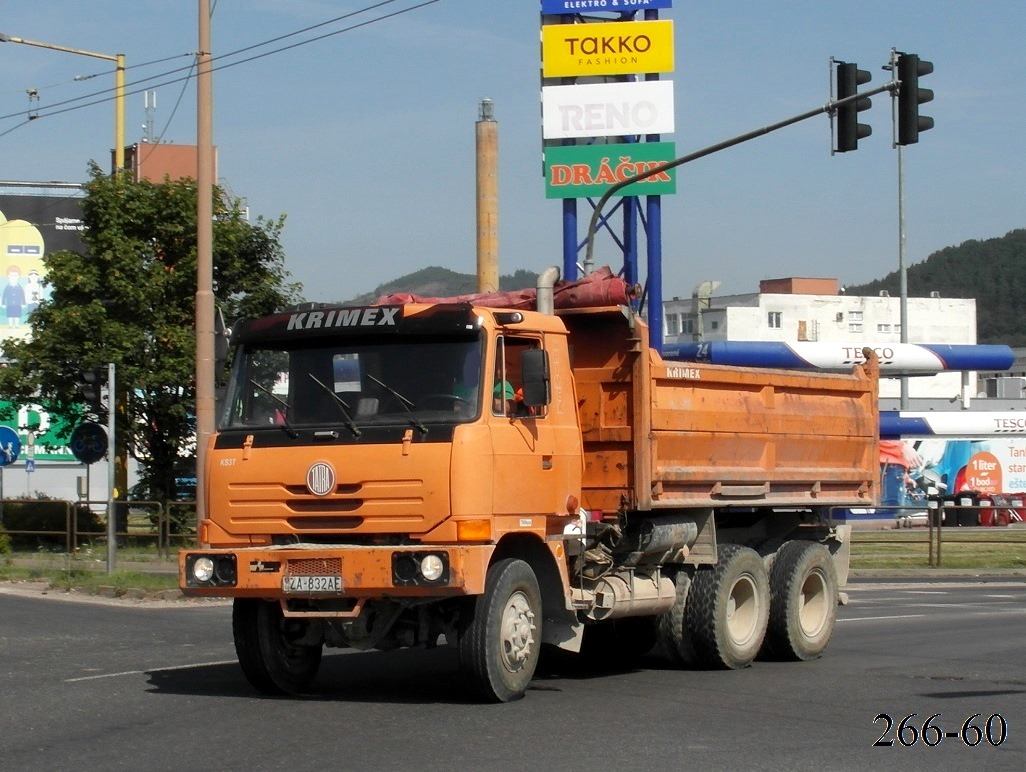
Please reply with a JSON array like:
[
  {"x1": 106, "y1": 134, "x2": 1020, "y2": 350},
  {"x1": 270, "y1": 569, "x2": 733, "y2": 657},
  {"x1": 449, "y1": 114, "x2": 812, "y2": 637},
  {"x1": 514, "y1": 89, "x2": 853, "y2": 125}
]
[
  {"x1": 544, "y1": 141, "x2": 676, "y2": 199},
  {"x1": 0, "y1": 193, "x2": 86, "y2": 343},
  {"x1": 542, "y1": 80, "x2": 675, "y2": 139},
  {"x1": 542, "y1": 19, "x2": 674, "y2": 78},
  {"x1": 541, "y1": 1, "x2": 673, "y2": 13},
  {"x1": 0, "y1": 399, "x2": 79, "y2": 463}
]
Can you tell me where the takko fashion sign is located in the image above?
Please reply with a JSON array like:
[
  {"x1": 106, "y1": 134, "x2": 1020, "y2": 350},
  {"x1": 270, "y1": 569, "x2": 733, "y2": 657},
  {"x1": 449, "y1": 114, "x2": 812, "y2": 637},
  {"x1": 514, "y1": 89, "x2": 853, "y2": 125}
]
[
  {"x1": 542, "y1": 19, "x2": 674, "y2": 78},
  {"x1": 541, "y1": 1, "x2": 673, "y2": 13},
  {"x1": 544, "y1": 142, "x2": 677, "y2": 199}
]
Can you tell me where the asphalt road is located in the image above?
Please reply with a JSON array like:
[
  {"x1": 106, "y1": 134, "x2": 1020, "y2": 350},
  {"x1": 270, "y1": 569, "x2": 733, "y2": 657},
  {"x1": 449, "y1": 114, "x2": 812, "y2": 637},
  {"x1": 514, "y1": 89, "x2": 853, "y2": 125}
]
[{"x1": 1, "y1": 580, "x2": 1024, "y2": 772}]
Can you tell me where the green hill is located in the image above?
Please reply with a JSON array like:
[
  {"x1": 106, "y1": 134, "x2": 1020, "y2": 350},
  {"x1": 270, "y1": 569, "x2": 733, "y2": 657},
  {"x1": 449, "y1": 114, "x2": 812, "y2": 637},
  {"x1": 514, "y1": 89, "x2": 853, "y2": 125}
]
[
  {"x1": 845, "y1": 228, "x2": 1026, "y2": 346},
  {"x1": 344, "y1": 266, "x2": 539, "y2": 306},
  {"x1": 331, "y1": 228, "x2": 1026, "y2": 345}
]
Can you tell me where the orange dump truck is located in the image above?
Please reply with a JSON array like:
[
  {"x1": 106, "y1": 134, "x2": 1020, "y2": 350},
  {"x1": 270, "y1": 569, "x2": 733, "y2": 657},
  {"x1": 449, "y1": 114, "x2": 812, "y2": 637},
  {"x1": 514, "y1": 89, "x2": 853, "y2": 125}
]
[{"x1": 180, "y1": 273, "x2": 879, "y2": 702}]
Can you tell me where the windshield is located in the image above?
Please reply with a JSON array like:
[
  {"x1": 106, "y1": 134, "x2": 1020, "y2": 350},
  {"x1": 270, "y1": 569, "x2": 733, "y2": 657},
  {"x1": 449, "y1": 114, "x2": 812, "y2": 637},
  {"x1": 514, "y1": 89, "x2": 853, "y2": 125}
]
[{"x1": 221, "y1": 335, "x2": 484, "y2": 430}]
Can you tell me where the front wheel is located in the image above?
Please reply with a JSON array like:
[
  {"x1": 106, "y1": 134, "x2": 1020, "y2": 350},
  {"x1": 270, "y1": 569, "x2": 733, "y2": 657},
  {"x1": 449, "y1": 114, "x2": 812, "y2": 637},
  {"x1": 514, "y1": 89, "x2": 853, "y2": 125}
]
[
  {"x1": 232, "y1": 598, "x2": 323, "y2": 695},
  {"x1": 459, "y1": 558, "x2": 542, "y2": 702}
]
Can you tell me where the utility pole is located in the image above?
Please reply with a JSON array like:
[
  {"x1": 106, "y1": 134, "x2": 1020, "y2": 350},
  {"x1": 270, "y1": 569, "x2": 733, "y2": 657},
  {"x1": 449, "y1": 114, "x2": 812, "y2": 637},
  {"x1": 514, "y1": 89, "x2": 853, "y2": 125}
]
[{"x1": 195, "y1": 0, "x2": 216, "y2": 536}]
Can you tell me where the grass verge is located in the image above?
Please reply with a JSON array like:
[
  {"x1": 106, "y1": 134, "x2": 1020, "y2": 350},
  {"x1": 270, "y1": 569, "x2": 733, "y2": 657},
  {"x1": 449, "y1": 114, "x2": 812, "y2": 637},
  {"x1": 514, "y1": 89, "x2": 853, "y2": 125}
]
[
  {"x1": 851, "y1": 529, "x2": 1026, "y2": 569},
  {"x1": 0, "y1": 561, "x2": 180, "y2": 595}
]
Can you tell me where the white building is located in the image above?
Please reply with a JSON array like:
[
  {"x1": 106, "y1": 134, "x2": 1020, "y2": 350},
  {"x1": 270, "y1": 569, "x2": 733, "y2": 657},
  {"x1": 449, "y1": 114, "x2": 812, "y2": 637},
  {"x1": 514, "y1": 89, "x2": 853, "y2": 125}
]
[{"x1": 661, "y1": 277, "x2": 978, "y2": 400}]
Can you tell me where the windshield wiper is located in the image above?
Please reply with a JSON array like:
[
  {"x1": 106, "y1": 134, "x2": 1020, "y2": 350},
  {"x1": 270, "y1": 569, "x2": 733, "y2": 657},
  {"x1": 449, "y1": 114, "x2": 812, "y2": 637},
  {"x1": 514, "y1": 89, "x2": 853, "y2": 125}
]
[
  {"x1": 307, "y1": 374, "x2": 362, "y2": 437},
  {"x1": 249, "y1": 379, "x2": 299, "y2": 439},
  {"x1": 366, "y1": 374, "x2": 428, "y2": 435}
]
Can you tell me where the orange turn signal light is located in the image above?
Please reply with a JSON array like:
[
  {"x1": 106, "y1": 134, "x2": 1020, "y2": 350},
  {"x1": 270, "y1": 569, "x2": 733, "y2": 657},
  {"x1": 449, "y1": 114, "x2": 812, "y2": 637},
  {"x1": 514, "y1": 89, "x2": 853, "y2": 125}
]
[{"x1": 456, "y1": 519, "x2": 492, "y2": 542}]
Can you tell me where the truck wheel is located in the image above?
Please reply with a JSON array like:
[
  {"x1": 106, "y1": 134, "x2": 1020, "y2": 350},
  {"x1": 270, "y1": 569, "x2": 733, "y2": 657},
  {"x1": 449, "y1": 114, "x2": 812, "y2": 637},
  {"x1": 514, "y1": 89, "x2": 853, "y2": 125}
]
[
  {"x1": 656, "y1": 569, "x2": 698, "y2": 666},
  {"x1": 761, "y1": 541, "x2": 838, "y2": 661},
  {"x1": 232, "y1": 598, "x2": 322, "y2": 695},
  {"x1": 685, "y1": 544, "x2": 769, "y2": 669},
  {"x1": 458, "y1": 558, "x2": 541, "y2": 702}
]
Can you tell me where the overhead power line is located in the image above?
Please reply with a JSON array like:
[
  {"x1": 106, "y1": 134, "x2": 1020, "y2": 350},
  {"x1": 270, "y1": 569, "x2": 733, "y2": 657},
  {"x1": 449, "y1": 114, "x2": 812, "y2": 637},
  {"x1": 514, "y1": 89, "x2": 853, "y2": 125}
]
[{"x1": 0, "y1": 0, "x2": 442, "y2": 126}]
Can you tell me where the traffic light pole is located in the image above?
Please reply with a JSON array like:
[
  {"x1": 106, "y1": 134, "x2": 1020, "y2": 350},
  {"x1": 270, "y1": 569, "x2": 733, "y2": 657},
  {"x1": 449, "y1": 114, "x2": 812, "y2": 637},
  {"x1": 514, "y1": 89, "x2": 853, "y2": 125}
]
[
  {"x1": 898, "y1": 141, "x2": 909, "y2": 409},
  {"x1": 892, "y1": 48, "x2": 933, "y2": 409}
]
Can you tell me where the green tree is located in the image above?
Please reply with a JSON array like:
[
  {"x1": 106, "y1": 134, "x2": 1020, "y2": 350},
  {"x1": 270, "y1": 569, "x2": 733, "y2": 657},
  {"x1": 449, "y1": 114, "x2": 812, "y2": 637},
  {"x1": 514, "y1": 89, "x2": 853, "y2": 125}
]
[{"x1": 0, "y1": 163, "x2": 300, "y2": 507}]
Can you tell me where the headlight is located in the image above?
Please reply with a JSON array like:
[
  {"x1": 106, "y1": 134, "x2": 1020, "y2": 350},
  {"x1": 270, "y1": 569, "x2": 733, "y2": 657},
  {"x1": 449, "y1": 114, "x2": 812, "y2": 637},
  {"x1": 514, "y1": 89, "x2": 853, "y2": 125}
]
[
  {"x1": 420, "y1": 554, "x2": 444, "y2": 581},
  {"x1": 392, "y1": 551, "x2": 449, "y2": 586},
  {"x1": 193, "y1": 556, "x2": 214, "y2": 582},
  {"x1": 185, "y1": 553, "x2": 237, "y2": 587}
]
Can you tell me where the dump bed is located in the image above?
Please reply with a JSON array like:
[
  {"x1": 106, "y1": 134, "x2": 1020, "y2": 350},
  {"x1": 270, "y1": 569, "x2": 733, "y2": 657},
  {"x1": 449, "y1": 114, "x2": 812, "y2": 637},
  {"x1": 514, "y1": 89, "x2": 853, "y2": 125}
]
[{"x1": 560, "y1": 308, "x2": 879, "y2": 515}]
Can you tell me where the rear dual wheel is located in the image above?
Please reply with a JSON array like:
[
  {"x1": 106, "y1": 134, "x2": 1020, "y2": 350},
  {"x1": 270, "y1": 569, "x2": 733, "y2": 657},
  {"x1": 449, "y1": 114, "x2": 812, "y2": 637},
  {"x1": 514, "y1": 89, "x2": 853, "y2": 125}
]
[
  {"x1": 679, "y1": 544, "x2": 770, "y2": 670},
  {"x1": 761, "y1": 541, "x2": 838, "y2": 661}
]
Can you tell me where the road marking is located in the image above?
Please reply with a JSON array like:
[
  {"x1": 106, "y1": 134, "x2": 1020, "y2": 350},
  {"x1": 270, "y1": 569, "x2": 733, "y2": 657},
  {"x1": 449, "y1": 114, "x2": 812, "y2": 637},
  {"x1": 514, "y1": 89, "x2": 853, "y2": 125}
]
[
  {"x1": 845, "y1": 597, "x2": 908, "y2": 603},
  {"x1": 837, "y1": 614, "x2": 926, "y2": 622},
  {"x1": 65, "y1": 659, "x2": 237, "y2": 683},
  {"x1": 903, "y1": 590, "x2": 947, "y2": 594}
]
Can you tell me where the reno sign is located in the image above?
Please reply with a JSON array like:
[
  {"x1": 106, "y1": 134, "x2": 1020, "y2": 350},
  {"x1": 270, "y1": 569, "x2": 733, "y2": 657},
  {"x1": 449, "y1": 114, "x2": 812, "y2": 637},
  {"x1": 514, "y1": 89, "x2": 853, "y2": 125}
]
[{"x1": 542, "y1": 80, "x2": 675, "y2": 139}]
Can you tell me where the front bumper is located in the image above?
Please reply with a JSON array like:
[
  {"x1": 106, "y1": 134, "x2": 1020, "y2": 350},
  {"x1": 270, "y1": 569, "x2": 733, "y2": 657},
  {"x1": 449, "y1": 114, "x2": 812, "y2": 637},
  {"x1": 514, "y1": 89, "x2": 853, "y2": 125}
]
[{"x1": 179, "y1": 543, "x2": 494, "y2": 599}]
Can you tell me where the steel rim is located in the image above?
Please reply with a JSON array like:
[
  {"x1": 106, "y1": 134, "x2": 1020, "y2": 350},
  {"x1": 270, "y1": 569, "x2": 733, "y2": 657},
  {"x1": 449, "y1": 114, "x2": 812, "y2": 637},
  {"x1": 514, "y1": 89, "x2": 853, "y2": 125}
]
[
  {"x1": 797, "y1": 568, "x2": 829, "y2": 638},
  {"x1": 725, "y1": 573, "x2": 760, "y2": 646},
  {"x1": 499, "y1": 589, "x2": 536, "y2": 673}
]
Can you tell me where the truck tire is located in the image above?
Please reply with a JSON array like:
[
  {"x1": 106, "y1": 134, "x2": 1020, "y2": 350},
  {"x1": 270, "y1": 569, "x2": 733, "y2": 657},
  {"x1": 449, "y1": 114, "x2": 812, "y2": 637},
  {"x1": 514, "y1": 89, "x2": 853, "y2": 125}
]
[
  {"x1": 656, "y1": 569, "x2": 698, "y2": 666},
  {"x1": 232, "y1": 598, "x2": 322, "y2": 695},
  {"x1": 458, "y1": 558, "x2": 542, "y2": 702},
  {"x1": 684, "y1": 544, "x2": 769, "y2": 670},
  {"x1": 761, "y1": 541, "x2": 838, "y2": 661}
]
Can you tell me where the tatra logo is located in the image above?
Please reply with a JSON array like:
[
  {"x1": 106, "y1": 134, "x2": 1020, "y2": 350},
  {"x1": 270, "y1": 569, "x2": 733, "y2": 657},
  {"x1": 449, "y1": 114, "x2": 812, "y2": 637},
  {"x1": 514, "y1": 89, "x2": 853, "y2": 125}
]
[
  {"x1": 287, "y1": 307, "x2": 398, "y2": 331},
  {"x1": 306, "y1": 461, "x2": 336, "y2": 496}
]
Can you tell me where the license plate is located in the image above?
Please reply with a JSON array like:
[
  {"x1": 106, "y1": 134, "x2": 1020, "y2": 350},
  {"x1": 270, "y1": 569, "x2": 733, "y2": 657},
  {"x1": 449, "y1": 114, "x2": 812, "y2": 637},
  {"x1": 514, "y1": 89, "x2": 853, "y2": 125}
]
[{"x1": 282, "y1": 575, "x2": 342, "y2": 593}]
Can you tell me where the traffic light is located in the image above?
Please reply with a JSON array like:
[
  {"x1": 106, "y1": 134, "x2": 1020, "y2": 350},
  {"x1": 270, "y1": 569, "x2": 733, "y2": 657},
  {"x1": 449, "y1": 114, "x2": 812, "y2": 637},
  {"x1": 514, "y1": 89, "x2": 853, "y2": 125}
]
[
  {"x1": 81, "y1": 367, "x2": 105, "y2": 410},
  {"x1": 897, "y1": 52, "x2": 934, "y2": 145},
  {"x1": 835, "y1": 62, "x2": 873, "y2": 152}
]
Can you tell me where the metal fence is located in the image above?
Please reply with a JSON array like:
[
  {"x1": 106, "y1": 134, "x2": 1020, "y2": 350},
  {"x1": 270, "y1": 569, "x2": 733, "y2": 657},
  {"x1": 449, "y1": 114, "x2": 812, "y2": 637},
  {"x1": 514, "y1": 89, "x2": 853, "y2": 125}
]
[
  {"x1": 0, "y1": 497, "x2": 197, "y2": 561},
  {"x1": 838, "y1": 497, "x2": 1026, "y2": 568}
]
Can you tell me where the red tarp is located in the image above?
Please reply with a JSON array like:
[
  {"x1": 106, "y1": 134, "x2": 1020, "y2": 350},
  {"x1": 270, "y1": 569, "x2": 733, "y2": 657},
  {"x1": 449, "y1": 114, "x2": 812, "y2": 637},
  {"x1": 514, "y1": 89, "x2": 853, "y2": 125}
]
[{"x1": 375, "y1": 266, "x2": 634, "y2": 310}]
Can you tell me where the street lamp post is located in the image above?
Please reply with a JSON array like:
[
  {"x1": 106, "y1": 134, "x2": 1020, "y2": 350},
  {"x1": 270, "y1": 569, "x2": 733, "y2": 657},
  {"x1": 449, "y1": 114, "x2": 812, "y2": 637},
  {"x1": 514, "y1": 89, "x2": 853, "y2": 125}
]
[{"x1": 0, "y1": 32, "x2": 125, "y2": 172}]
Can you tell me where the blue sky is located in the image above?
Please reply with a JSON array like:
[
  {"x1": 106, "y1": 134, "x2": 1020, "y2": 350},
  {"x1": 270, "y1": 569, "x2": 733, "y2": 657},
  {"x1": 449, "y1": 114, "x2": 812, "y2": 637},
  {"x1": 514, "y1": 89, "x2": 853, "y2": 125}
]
[{"x1": 1, "y1": 1, "x2": 1023, "y2": 303}]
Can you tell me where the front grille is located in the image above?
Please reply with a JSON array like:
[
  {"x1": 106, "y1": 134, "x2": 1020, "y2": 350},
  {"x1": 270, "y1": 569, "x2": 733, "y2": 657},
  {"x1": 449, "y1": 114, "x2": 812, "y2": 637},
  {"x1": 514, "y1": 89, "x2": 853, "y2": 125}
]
[{"x1": 285, "y1": 557, "x2": 342, "y2": 577}]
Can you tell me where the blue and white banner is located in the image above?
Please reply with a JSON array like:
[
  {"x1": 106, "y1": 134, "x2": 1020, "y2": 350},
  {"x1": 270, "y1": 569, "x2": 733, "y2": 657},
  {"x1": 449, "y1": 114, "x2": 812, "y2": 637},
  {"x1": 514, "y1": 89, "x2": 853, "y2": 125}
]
[
  {"x1": 881, "y1": 412, "x2": 1026, "y2": 439},
  {"x1": 542, "y1": 0, "x2": 672, "y2": 13},
  {"x1": 665, "y1": 341, "x2": 1014, "y2": 374}
]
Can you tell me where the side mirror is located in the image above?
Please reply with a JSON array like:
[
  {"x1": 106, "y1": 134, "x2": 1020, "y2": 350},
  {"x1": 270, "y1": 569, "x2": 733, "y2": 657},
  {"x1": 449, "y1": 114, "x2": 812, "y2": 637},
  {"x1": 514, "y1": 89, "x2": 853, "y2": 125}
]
[{"x1": 520, "y1": 348, "x2": 550, "y2": 407}]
